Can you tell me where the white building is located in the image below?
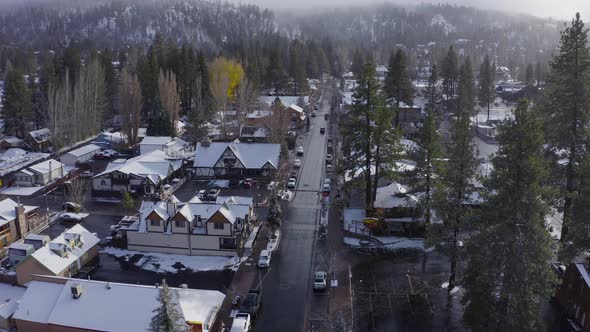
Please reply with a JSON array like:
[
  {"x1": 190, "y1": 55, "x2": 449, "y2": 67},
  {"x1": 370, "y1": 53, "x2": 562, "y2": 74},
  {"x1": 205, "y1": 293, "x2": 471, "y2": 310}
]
[
  {"x1": 60, "y1": 144, "x2": 101, "y2": 166},
  {"x1": 13, "y1": 159, "x2": 64, "y2": 187},
  {"x1": 139, "y1": 136, "x2": 192, "y2": 157},
  {"x1": 13, "y1": 277, "x2": 224, "y2": 332},
  {"x1": 91, "y1": 150, "x2": 184, "y2": 199},
  {"x1": 193, "y1": 140, "x2": 280, "y2": 179},
  {"x1": 122, "y1": 196, "x2": 254, "y2": 256}
]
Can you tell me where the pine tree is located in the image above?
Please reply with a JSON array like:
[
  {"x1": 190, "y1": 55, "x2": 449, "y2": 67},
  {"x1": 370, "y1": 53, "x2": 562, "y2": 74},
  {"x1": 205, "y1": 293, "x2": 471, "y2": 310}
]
[
  {"x1": 463, "y1": 100, "x2": 555, "y2": 331},
  {"x1": 138, "y1": 46, "x2": 161, "y2": 119},
  {"x1": 525, "y1": 63, "x2": 534, "y2": 86},
  {"x1": 541, "y1": 13, "x2": 590, "y2": 245},
  {"x1": 267, "y1": 190, "x2": 282, "y2": 232},
  {"x1": 266, "y1": 48, "x2": 288, "y2": 94},
  {"x1": 147, "y1": 109, "x2": 173, "y2": 137},
  {"x1": 350, "y1": 49, "x2": 364, "y2": 79},
  {"x1": 441, "y1": 46, "x2": 459, "y2": 114},
  {"x1": 535, "y1": 62, "x2": 544, "y2": 85},
  {"x1": 384, "y1": 49, "x2": 415, "y2": 126},
  {"x1": 2, "y1": 69, "x2": 32, "y2": 138},
  {"x1": 413, "y1": 65, "x2": 443, "y2": 224},
  {"x1": 478, "y1": 54, "x2": 495, "y2": 121},
  {"x1": 99, "y1": 48, "x2": 116, "y2": 116},
  {"x1": 566, "y1": 156, "x2": 590, "y2": 259},
  {"x1": 150, "y1": 279, "x2": 186, "y2": 332},
  {"x1": 431, "y1": 59, "x2": 478, "y2": 292}
]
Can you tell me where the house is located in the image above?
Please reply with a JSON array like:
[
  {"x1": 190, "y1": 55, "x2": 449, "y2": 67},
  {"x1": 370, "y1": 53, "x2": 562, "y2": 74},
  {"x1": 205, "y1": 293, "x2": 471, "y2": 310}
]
[
  {"x1": 193, "y1": 139, "x2": 280, "y2": 179},
  {"x1": 371, "y1": 182, "x2": 424, "y2": 235},
  {"x1": 24, "y1": 128, "x2": 51, "y2": 152},
  {"x1": 286, "y1": 104, "x2": 307, "y2": 128},
  {"x1": 0, "y1": 149, "x2": 49, "y2": 188},
  {"x1": 0, "y1": 136, "x2": 23, "y2": 149},
  {"x1": 239, "y1": 125, "x2": 269, "y2": 142},
  {"x1": 244, "y1": 110, "x2": 272, "y2": 127},
  {"x1": 12, "y1": 276, "x2": 224, "y2": 332},
  {"x1": 59, "y1": 144, "x2": 101, "y2": 166},
  {"x1": 0, "y1": 198, "x2": 40, "y2": 252},
  {"x1": 139, "y1": 136, "x2": 192, "y2": 157},
  {"x1": 91, "y1": 150, "x2": 184, "y2": 200},
  {"x1": 92, "y1": 131, "x2": 127, "y2": 150},
  {"x1": 258, "y1": 95, "x2": 309, "y2": 108},
  {"x1": 15, "y1": 224, "x2": 99, "y2": 286},
  {"x1": 13, "y1": 159, "x2": 64, "y2": 187},
  {"x1": 122, "y1": 196, "x2": 254, "y2": 256},
  {"x1": 556, "y1": 263, "x2": 590, "y2": 331}
]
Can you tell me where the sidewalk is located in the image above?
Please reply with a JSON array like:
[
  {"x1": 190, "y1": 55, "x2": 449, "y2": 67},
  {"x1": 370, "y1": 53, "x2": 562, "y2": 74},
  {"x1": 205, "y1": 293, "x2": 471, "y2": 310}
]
[{"x1": 213, "y1": 222, "x2": 271, "y2": 330}]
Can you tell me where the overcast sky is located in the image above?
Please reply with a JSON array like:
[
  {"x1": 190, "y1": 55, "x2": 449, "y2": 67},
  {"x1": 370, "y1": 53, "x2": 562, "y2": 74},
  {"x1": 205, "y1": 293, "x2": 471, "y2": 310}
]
[{"x1": 232, "y1": 0, "x2": 588, "y2": 21}]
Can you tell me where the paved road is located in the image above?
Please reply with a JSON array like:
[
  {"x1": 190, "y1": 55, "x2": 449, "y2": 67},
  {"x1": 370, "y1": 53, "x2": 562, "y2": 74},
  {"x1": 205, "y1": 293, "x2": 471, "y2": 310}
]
[{"x1": 255, "y1": 94, "x2": 330, "y2": 332}]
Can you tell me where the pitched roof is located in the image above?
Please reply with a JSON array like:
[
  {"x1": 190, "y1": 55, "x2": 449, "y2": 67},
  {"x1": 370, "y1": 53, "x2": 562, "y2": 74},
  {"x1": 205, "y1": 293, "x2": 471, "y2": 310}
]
[
  {"x1": 30, "y1": 224, "x2": 100, "y2": 275},
  {"x1": 193, "y1": 141, "x2": 280, "y2": 169},
  {"x1": 13, "y1": 278, "x2": 225, "y2": 331},
  {"x1": 288, "y1": 104, "x2": 304, "y2": 113},
  {"x1": 28, "y1": 159, "x2": 64, "y2": 174},
  {"x1": 0, "y1": 198, "x2": 38, "y2": 227},
  {"x1": 374, "y1": 182, "x2": 419, "y2": 209},
  {"x1": 26, "y1": 128, "x2": 51, "y2": 143},
  {"x1": 94, "y1": 150, "x2": 181, "y2": 184}
]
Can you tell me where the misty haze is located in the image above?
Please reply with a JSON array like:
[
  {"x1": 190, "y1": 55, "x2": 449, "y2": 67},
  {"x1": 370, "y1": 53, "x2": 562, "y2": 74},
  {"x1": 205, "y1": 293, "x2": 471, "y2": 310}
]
[{"x1": 0, "y1": 0, "x2": 588, "y2": 332}]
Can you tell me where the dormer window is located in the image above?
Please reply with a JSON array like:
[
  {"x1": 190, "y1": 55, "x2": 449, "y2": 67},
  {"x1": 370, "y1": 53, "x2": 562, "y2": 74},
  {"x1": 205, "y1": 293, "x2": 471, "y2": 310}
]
[
  {"x1": 194, "y1": 215, "x2": 203, "y2": 227},
  {"x1": 150, "y1": 219, "x2": 159, "y2": 227}
]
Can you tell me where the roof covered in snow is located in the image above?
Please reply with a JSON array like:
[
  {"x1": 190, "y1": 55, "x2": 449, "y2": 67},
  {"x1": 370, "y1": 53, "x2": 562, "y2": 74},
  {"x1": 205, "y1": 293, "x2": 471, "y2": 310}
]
[
  {"x1": 27, "y1": 159, "x2": 64, "y2": 175},
  {"x1": 30, "y1": 224, "x2": 100, "y2": 275},
  {"x1": 0, "y1": 283, "x2": 26, "y2": 319},
  {"x1": 13, "y1": 278, "x2": 224, "y2": 331},
  {"x1": 193, "y1": 140, "x2": 280, "y2": 170},
  {"x1": 0, "y1": 198, "x2": 38, "y2": 227},
  {"x1": 374, "y1": 182, "x2": 419, "y2": 209},
  {"x1": 94, "y1": 150, "x2": 182, "y2": 184},
  {"x1": 64, "y1": 144, "x2": 101, "y2": 157},
  {"x1": 25, "y1": 128, "x2": 51, "y2": 143}
]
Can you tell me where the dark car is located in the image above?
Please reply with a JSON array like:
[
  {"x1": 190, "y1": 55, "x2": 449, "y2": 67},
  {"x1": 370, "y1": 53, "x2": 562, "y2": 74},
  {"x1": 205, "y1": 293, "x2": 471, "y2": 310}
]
[
  {"x1": 324, "y1": 114, "x2": 329, "y2": 120},
  {"x1": 241, "y1": 178, "x2": 253, "y2": 188},
  {"x1": 62, "y1": 202, "x2": 81, "y2": 212},
  {"x1": 229, "y1": 178, "x2": 240, "y2": 188},
  {"x1": 239, "y1": 289, "x2": 262, "y2": 318},
  {"x1": 320, "y1": 127, "x2": 326, "y2": 134},
  {"x1": 207, "y1": 188, "x2": 220, "y2": 201}
]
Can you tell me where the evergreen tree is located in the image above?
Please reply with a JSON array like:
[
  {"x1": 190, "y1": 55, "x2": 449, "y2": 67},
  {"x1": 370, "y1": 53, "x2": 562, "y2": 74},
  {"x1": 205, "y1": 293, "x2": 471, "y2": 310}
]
[
  {"x1": 541, "y1": 13, "x2": 590, "y2": 244},
  {"x1": 267, "y1": 190, "x2": 282, "y2": 231},
  {"x1": 99, "y1": 48, "x2": 116, "y2": 116},
  {"x1": 350, "y1": 49, "x2": 364, "y2": 79},
  {"x1": 2, "y1": 69, "x2": 32, "y2": 138},
  {"x1": 413, "y1": 65, "x2": 443, "y2": 224},
  {"x1": 196, "y1": 51, "x2": 212, "y2": 112},
  {"x1": 431, "y1": 59, "x2": 478, "y2": 292},
  {"x1": 147, "y1": 109, "x2": 173, "y2": 137},
  {"x1": 266, "y1": 48, "x2": 288, "y2": 94},
  {"x1": 525, "y1": 63, "x2": 534, "y2": 86},
  {"x1": 149, "y1": 279, "x2": 186, "y2": 332},
  {"x1": 138, "y1": 46, "x2": 161, "y2": 118},
  {"x1": 463, "y1": 100, "x2": 555, "y2": 331},
  {"x1": 384, "y1": 49, "x2": 415, "y2": 126},
  {"x1": 478, "y1": 54, "x2": 495, "y2": 121},
  {"x1": 535, "y1": 62, "x2": 544, "y2": 85},
  {"x1": 566, "y1": 156, "x2": 590, "y2": 259},
  {"x1": 288, "y1": 40, "x2": 308, "y2": 95},
  {"x1": 441, "y1": 46, "x2": 459, "y2": 114}
]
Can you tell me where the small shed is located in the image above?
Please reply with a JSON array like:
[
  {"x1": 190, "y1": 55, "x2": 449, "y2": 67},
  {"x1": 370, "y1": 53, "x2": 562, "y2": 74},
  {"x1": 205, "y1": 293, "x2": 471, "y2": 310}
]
[{"x1": 60, "y1": 144, "x2": 101, "y2": 166}]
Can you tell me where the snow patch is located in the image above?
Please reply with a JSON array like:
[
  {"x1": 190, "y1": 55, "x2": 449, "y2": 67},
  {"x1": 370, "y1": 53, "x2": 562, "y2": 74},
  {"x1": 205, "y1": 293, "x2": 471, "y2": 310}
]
[
  {"x1": 430, "y1": 14, "x2": 456, "y2": 35},
  {"x1": 100, "y1": 247, "x2": 240, "y2": 273}
]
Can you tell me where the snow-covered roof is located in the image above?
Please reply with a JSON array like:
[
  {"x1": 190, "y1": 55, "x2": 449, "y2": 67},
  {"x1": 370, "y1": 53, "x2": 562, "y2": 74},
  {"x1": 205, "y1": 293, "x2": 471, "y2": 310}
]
[
  {"x1": 28, "y1": 159, "x2": 64, "y2": 175},
  {"x1": 193, "y1": 141, "x2": 280, "y2": 170},
  {"x1": 0, "y1": 283, "x2": 25, "y2": 319},
  {"x1": 94, "y1": 150, "x2": 181, "y2": 184},
  {"x1": 246, "y1": 110, "x2": 271, "y2": 119},
  {"x1": 0, "y1": 149, "x2": 49, "y2": 176},
  {"x1": 26, "y1": 128, "x2": 51, "y2": 143},
  {"x1": 288, "y1": 104, "x2": 304, "y2": 113},
  {"x1": 141, "y1": 136, "x2": 175, "y2": 145},
  {"x1": 64, "y1": 144, "x2": 101, "y2": 157},
  {"x1": 13, "y1": 278, "x2": 225, "y2": 331},
  {"x1": 258, "y1": 96, "x2": 308, "y2": 107},
  {"x1": 216, "y1": 196, "x2": 253, "y2": 205},
  {"x1": 30, "y1": 224, "x2": 100, "y2": 275},
  {"x1": 374, "y1": 182, "x2": 419, "y2": 209},
  {"x1": 0, "y1": 198, "x2": 38, "y2": 227}
]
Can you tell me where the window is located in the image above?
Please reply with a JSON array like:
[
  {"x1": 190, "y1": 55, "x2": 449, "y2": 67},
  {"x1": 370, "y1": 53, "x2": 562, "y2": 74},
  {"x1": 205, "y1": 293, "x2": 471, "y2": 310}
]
[
  {"x1": 214, "y1": 223, "x2": 224, "y2": 230},
  {"x1": 100, "y1": 180, "x2": 107, "y2": 186},
  {"x1": 150, "y1": 219, "x2": 160, "y2": 227},
  {"x1": 195, "y1": 216, "x2": 203, "y2": 227},
  {"x1": 175, "y1": 220, "x2": 186, "y2": 228},
  {"x1": 219, "y1": 237, "x2": 236, "y2": 249}
]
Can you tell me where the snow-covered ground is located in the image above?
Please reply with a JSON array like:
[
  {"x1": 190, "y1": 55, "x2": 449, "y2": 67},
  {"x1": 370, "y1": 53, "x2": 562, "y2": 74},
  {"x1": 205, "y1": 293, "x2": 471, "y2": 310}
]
[
  {"x1": 0, "y1": 283, "x2": 26, "y2": 324},
  {"x1": 100, "y1": 247, "x2": 240, "y2": 273},
  {"x1": 208, "y1": 179, "x2": 229, "y2": 188}
]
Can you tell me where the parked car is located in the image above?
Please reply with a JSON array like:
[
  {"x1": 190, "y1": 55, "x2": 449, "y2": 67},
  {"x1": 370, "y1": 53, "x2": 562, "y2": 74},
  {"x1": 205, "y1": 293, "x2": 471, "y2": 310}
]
[
  {"x1": 319, "y1": 225, "x2": 328, "y2": 240},
  {"x1": 296, "y1": 146, "x2": 304, "y2": 156},
  {"x1": 231, "y1": 313, "x2": 252, "y2": 332},
  {"x1": 293, "y1": 159, "x2": 302, "y2": 168},
  {"x1": 207, "y1": 188, "x2": 220, "y2": 201},
  {"x1": 311, "y1": 112, "x2": 317, "y2": 117},
  {"x1": 325, "y1": 154, "x2": 333, "y2": 164},
  {"x1": 229, "y1": 178, "x2": 240, "y2": 188},
  {"x1": 80, "y1": 170, "x2": 93, "y2": 178},
  {"x1": 290, "y1": 171, "x2": 298, "y2": 180},
  {"x1": 60, "y1": 212, "x2": 84, "y2": 223},
  {"x1": 287, "y1": 177, "x2": 297, "y2": 189},
  {"x1": 324, "y1": 114, "x2": 329, "y2": 120},
  {"x1": 320, "y1": 127, "x2": 326, "y2": 134},
  {"x1": 196, "y1": 189, "x2": 207, "y2": 199},
  {"x1": 326, "y1": 164, "x2": 333, "y2": 173},
  {"x1": 313, "y1": 271, "x2": 328, "y2": 292},
  {"x1": 239, "y1": 290, "x2": 262, "y2": 318},
  {"x1": 314, "y1": 105, "x2": 319, "y2": 111},
  {"x1": 258, "y1": 249, "x2": 271, "y2": 268},
  {"x1": 323, "y1": 183, "x2": 331, "y2": 195},
  {"x1": 324, "y1": 178, "x2": 331, "y2": 185},
  {"x1": 241, "y1": 178, "x2": 253, "y2": 188},
  {"x1": 62, "y1": 202, "x2": 81, "y2": 212}
]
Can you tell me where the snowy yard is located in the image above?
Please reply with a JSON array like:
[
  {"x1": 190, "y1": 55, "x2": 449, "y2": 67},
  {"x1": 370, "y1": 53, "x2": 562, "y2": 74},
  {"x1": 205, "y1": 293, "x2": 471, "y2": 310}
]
[{"x1": 100, "y1": 247, "x2": 241, "y2": 273}]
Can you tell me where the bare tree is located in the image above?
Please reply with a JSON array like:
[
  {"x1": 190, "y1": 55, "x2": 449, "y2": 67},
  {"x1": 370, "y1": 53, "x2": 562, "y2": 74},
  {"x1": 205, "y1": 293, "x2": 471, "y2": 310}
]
[
  {"x1": 120, "y1": 68, "x2": 143, "y2": 146},
  {"x1": 236, "y1": 76, "x2": 257, "y2": 126},
  {"x1": 158, "y1": 69, "x2": 180, "y2": 136},
  {"x1": 263, "y1": 98, "x2": 290, "y2": 147},
  {"x1": 66, "y1": 179, "x2": 86, "y2": 213}
]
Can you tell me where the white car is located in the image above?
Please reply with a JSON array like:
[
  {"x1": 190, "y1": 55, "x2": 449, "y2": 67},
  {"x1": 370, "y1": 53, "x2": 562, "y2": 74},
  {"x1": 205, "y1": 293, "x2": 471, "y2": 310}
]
[
  {"x1": 313, "y1": 271, "x2": 328, "y2": 292},
  {"x1": 59, "y1": 212, "x2": 85, "y2": 223},
  {"x1": 196, "y1": 189, "x2": 207, "y2": 199},
  {"x1": 230, "y1": 313, "x2": 251, "y2": 332},
  {"x1": 326, "y1": 164, "x2": 332, "y2": 173},
  {"x1": 293, "y1": 159, "x2": 302, "y2": 168},
  {"x1": 258, "y1": 250, "x2": 271, "y2": 268},
  {"x1": 287, "y1": 177, "x2": 297, "y2": 189},
  {"x1": 296, "y1": 146, "x2": 304, "y2": 156},
  {"x1": 325, "y1": 154, "x2": 333, "y2": 164}
]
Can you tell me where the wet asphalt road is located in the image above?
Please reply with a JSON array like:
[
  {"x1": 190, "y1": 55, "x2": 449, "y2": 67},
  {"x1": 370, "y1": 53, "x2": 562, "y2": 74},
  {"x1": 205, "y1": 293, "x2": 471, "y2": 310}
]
[{"x1": 254, "y1": 96, "x2": 330, "y2": 332}]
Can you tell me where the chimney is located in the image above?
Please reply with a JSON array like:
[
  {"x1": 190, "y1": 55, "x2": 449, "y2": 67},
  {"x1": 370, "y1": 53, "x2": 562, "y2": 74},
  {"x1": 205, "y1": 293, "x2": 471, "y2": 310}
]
[
  {"x1": 105, "y1": 282, "x2": 111, "y2": 290},
  {"x1": 201, "y1": 138, "x2": 210, "y2": 148},
  {"x1": 14, "y1": 205, "x2": 28, "y2": 239},
  {"x1": 71, "y1": 283, "x2": 83, "y2": 299}
]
